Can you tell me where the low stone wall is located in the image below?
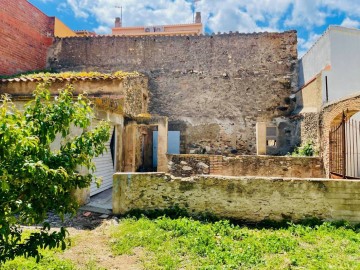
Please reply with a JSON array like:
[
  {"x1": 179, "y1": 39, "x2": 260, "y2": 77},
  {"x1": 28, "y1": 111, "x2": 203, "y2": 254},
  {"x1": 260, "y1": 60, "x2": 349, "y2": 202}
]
[
  {"x1": 167, "y1": 154, "x2": 324, "y2": 178},
  {"x1": 167, "y1": 154, "x2": 211, "y2": 177},
  {"x1": 113, "y1": 173, "x2": 360, "y2": 223}
]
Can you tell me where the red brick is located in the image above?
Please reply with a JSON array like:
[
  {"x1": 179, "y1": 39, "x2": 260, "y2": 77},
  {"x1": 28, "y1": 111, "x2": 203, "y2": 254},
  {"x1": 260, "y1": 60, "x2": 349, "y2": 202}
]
[{"x1": 0, "y1": 0, "x2": 54, "y2": 75}]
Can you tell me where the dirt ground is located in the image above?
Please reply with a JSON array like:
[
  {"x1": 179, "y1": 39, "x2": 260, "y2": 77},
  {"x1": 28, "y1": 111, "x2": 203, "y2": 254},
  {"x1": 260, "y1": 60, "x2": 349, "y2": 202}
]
[{"x1": 49, "y1": 211, "x2": 143, "y2": 270}]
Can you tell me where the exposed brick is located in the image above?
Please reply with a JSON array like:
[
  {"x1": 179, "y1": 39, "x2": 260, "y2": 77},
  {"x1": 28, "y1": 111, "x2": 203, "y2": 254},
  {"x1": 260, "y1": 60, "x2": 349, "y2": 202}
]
[{"x1": 0, "y1": 0, "x2": 54, "y2": 75}]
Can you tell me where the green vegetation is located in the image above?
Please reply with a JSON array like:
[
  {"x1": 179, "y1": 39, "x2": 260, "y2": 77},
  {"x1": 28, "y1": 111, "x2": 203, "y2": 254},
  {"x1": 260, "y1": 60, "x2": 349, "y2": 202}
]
[
  {"x1": 0, "y1": 84, "x2": 110, "y2": 263},
  {"x1": 3, "y1": 248, "x2": 75, "y2": 270},
  {"x1": 0, "y1": 70, "x2": 140, "y2": 80},
  {"x1": 111, "y1": 216, "x2": 360, "y2": 269},
  {"x1": 2, "y1": 230, "x2": 76, "y2": 269},
  {"x1": 2, "y1": 216, "x2": 360, "y2": 269},
  {"x1": 290, "y1": 141, "x2": 318, "y2": 157}
]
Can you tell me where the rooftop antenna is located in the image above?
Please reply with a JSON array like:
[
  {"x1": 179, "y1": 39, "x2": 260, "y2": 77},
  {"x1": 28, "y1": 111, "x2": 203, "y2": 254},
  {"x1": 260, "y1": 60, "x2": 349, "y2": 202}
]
[
  {"x1": 193, "y1": 0, "x2": 200, "y2": 23},
  {"x1": 115, "y1": 5, "x2": 123, "y2": 24}
]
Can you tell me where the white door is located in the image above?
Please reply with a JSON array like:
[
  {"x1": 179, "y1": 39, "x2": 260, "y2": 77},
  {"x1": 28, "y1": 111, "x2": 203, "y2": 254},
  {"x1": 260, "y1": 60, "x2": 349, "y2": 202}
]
[{"x1": 90, "y1": 126, "x2": 115, "y2": 196}]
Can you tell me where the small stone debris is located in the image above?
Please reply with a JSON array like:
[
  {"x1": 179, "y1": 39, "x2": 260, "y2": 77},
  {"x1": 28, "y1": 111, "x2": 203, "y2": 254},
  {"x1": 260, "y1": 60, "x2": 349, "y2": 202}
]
[
  {"x1": 83, "y1": 211, "x2": 92, "y2": 217},
  {"x1": 99, "y1": 214, "x2": 109, "y2": 219}
]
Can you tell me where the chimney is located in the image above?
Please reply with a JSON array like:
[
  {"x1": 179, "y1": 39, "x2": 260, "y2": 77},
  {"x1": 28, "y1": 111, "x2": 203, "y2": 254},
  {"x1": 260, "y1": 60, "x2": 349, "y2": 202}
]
[
  {"x1": 115, "y1": 17, "x2": 122, "y2": 28},
  {"x1": 195, "y1": 12, "x2": 201, "y2": 23}
]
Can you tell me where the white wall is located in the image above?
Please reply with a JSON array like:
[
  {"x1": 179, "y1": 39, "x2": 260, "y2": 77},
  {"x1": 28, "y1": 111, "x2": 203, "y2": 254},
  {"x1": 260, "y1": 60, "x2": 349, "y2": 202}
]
[
  {"x1": 299, "y1": 30, "x2": 331, "y2": 87},
  {"x1": 328, "y1": 27, "x2": 360, "y2": 102}
]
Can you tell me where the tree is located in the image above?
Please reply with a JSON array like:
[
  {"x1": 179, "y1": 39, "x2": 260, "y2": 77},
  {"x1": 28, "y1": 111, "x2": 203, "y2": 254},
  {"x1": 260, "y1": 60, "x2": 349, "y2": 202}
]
[{"x1": 0, "y1": 83, "x2": 110, "y2": 263}]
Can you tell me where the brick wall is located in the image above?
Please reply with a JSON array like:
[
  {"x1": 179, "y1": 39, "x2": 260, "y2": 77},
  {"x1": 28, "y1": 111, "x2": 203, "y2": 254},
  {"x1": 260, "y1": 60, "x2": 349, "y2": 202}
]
[
  {"x1": 320, "y1": 94, "x2": 360, "y2": 177},
  {"x1": 167, "y1": 154, "x2": 324, "y2": 178},
  {"x1": 47, "y1": 31, "x2": 298, "y2": 155},
  {"x1": 0, "y1": 0, "x2": 54, "y2": 75},
  {"x1": 113, "y1": 173, "x2": 360, "y2": 223}
]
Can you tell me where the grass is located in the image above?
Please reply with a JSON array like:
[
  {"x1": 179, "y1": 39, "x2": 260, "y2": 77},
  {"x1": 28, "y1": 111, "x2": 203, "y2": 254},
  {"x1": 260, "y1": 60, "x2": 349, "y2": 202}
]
[
  {"x1": 2, "y1": 230, "x2": 76, "y2": 270},
  {"x1": 3, "y1": 216, "x2": 360, "y2": 269},
  {"x1": 110, "y1": 216, "x2": 360, "y2": 270}
]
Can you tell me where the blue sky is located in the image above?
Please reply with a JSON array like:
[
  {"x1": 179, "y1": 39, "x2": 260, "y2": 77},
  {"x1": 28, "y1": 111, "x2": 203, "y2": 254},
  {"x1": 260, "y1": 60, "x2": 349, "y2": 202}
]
[{"x1": 29, "y1": 0, "x2": 360, "y2": 57}]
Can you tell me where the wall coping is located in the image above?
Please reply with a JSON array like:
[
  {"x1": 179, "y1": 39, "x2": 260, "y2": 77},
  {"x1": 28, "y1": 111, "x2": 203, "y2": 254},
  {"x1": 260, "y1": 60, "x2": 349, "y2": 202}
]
[
  {"x1": 167, "y1": 153, "x2": 322, "y2": 160},
  {"x1": 114, "y1": 172, "x2": 341, "y2": 182},
  {"x1": 55, "y1": 30, "x2": 297, "y2": 41}
]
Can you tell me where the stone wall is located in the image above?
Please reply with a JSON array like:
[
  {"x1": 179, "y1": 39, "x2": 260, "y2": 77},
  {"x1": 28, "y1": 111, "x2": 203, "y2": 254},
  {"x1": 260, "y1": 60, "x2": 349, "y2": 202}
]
[
  {"x1": 0, "y1": 0, "x2": 54, "y2": 75},
  {"x1": 167, "y1": 154, "x2": 211, "y2": 177},
  {"x1": 167, "y1": 154, "x2": 324, "y2": 178},
  {"x1": 47, "y1": 31, "x2": 298, "y2": 155},
  {"x1": 113, "y1": 173, "x2": 360, "y2": 223}
]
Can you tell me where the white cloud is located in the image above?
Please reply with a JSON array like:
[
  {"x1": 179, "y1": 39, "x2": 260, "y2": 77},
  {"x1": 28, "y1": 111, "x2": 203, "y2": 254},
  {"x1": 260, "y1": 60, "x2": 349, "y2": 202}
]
[
  {"x1": 66, "y1": 0, "x2": 90, "y2": 19},
  {"x1": 298, "y1": 33, "x2": 322, "y2": 58},
  {"x1": 341, "y1": 17, "x2": 360, "y2": 29},
  {"x1": 63, "y1": 0, "x2": 360, "y2": 57}
]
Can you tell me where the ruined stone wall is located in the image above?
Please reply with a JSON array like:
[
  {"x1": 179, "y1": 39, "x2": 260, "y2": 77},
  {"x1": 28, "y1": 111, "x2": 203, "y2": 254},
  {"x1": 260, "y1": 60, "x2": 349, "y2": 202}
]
[
  {"x1": 47, "y1": 31, "x2": 298, "y2": 155},
  {"x1": 167, "y1": 154, "x2": 324, "y2": 178},
  {"x1": 113, "y1": 173, "x2": 360, "y2": 223}
]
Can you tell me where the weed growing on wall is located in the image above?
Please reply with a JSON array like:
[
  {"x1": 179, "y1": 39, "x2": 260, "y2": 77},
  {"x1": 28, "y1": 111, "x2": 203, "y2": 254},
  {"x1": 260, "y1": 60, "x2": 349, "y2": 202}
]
[{"x1": 290, "y1": 141, "x2": 318, "y2": 157}]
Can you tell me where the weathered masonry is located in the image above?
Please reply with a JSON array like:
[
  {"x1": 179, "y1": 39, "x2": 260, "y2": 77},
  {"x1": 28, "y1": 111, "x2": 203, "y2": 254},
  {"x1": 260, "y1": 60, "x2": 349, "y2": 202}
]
[
  {"x1": 0, "y1": 73, "x2": 169, "y2": 203},
  {"x1": 113, "y1": 173, "x2": 360, "y2": 223},
  {"x1": 47, "y1": 31, "x2": 298, "y2": 155}
]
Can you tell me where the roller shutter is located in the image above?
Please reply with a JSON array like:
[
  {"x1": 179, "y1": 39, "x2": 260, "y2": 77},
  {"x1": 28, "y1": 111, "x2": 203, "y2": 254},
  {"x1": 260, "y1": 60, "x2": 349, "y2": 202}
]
[{"x1": 90, "y1": 126, "x2": 115, "y2": 196}]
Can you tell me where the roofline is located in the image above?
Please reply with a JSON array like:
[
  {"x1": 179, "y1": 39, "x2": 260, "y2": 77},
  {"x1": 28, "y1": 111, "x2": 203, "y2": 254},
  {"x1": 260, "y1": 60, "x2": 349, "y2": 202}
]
[{"x1": 300, "y1": 25, "x2": 360, "y2": 60}]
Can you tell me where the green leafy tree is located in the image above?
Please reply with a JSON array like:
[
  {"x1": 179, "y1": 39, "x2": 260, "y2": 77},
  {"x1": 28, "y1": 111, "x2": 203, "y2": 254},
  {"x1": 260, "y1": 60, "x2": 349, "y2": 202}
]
[{"x1": 0, "y1": 83, "x2": 110, "y2": 263}]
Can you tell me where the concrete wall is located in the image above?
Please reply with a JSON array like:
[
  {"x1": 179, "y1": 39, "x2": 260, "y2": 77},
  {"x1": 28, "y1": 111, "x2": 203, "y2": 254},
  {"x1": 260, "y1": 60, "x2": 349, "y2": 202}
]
[
  {"x1": 0, "y1": 0, "x2": 54, "y2": 75},
  {"x1": 298, "y1": 30, "x2": 330, "y2": 87},
  {"x1": 328, "y1": 27, "x2": 360, "y2": 101},
  {"x1": 47, "y1": 31, "x2": 298, "y2": 155},
  {"x1": 167, "y1": 154, "x2": 324, "y2": 178},
  {"x1": 299, "y1": 26, "x2": 360, "y2": 104},
  {"x1": 113, "y1": 173, "x2": 360, "y2": 223}
]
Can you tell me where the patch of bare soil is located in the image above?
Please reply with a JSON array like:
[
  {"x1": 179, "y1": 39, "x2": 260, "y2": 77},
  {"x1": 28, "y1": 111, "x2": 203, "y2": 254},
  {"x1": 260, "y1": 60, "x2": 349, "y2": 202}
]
[{"x1": 53, "y1": 211, "x2": 143, "y2": 270}]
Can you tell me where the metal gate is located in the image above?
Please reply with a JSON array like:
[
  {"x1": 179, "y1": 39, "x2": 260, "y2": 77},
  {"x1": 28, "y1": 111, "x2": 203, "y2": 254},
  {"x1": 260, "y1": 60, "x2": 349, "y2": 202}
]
[{"x1": 329, "y1": 111, "x2": 360, "y2": 179}]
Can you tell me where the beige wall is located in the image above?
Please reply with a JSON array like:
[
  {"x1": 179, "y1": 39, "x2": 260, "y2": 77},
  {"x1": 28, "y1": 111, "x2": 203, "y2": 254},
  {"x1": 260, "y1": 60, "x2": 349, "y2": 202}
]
[
  {"x1": 54, "y1": 18, "x2": 77, "y2": 37},
  {"x1": 113, "y1": 173, "x2": 360, "y2": 223},
  {"x1": 112, "y1": 23, "x2": 203, "y2": 36},
  {"x1": 296, "y1": 74, "x2": 323, "y2": 112}
]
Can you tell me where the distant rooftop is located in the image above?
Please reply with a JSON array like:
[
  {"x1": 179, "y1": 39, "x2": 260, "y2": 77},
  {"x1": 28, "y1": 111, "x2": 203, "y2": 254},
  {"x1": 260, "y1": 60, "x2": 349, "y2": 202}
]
[{"x1": 112, "y1": 12, "x2": 203, "y2": 36}]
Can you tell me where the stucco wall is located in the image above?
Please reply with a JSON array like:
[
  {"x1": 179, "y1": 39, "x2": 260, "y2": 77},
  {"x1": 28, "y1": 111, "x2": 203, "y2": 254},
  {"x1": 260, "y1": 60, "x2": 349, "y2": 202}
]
[
  {"x1": 54, "y1": 18, "x2": 77, "y2": 37},
  {"x1": 167, "y1": 154, "x2": 324, "y2": 178},
  {"x1": 328, "y1": 27, "x2": 360, "y2": 101},
  {"x1": 299, "y1": 26, "x2": 360, "y2": 104},
  {"x1": 298, "y1": 30, "x2": 330, "y2": 87},
  {"x1": 47, "y1": 31, "x2": 298, "y2": 155},
  {"x1": 113, "y1": 173, "x2": 360, "y2": 223}
]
